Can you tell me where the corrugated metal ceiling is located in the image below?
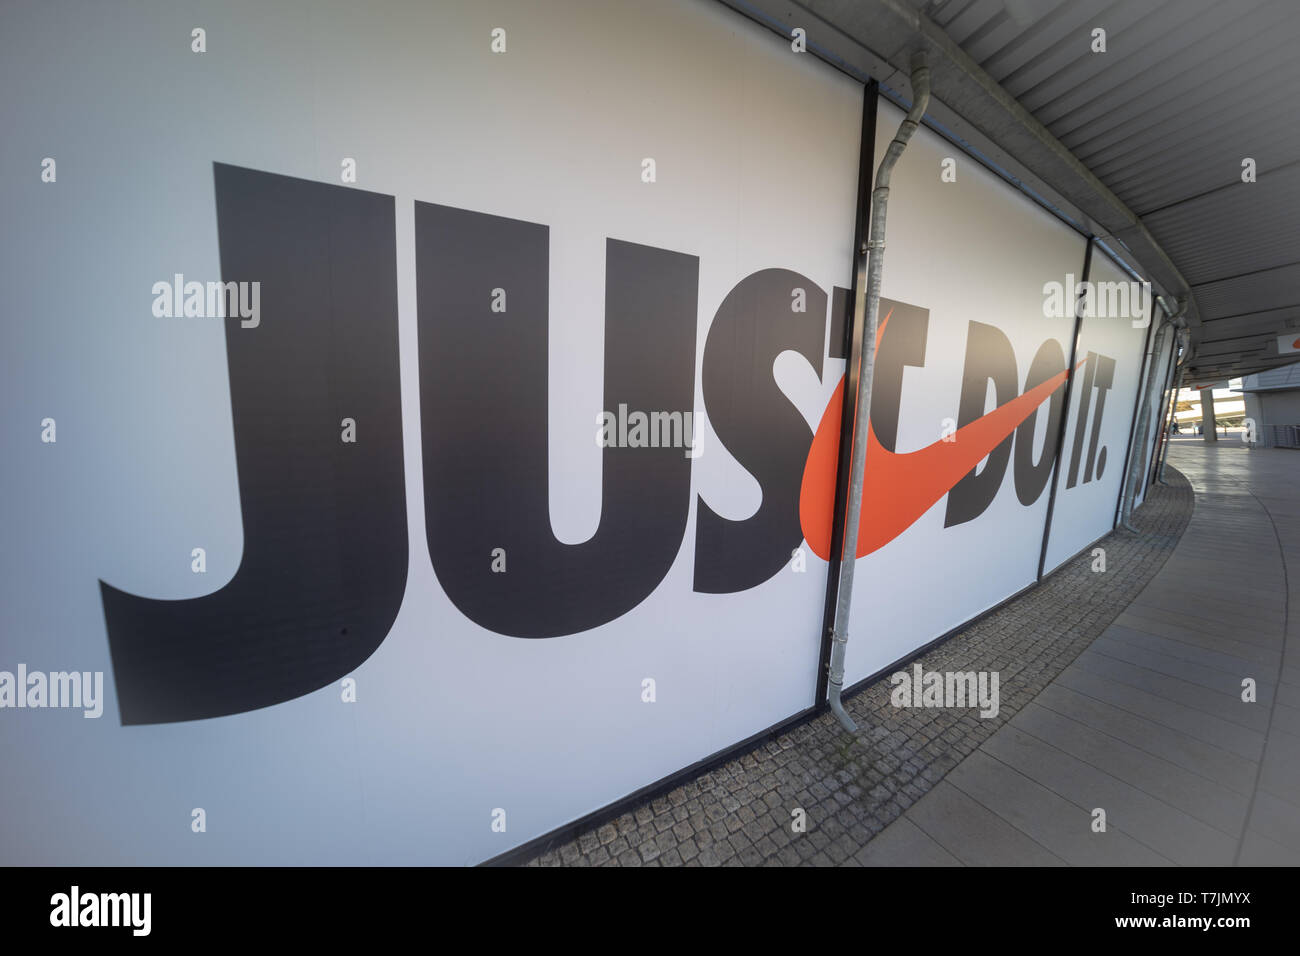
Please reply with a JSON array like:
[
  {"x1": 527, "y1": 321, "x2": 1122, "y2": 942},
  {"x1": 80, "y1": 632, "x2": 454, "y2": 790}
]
[
  {"x1": 724, "y1": 0, "x2": 1300, "y2": 378},
  {"x1": 921, "y1": 0, "x2": 1300, "y2": 378}
]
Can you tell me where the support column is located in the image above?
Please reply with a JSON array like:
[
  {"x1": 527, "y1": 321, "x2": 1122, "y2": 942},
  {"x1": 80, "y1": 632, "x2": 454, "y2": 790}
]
[
  {"x1": 1118, "y1": 315, "x2": 1169, "y2": 530},
  {"x1": 1203, "y1": 387, "x2": 1218, "y2": 442},
  {"x1": 1244, "y1": 391, "x2": 1264, "y2": 446}
]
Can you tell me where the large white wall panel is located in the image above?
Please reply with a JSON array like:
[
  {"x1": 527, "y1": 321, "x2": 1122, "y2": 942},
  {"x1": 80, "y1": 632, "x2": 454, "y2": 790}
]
[
  {"x1": 0, "y1": 0, "x2": 861, "y2": 865},
  {"x1": 1134, "y1": 331, "x2": 1175, "y2": 509}
]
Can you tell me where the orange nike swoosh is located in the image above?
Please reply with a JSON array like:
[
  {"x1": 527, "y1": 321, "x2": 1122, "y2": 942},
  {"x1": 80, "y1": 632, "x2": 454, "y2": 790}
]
[{"x1": 800, "y1": 312, "x2": 1079, "y2": 560}]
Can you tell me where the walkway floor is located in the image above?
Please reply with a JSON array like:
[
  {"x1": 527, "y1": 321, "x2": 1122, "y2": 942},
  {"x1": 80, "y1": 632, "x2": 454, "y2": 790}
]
[
  {"x1": 519, "y1": 444, "x2": 1227, "y2": 865},
  {"x1": 861, "y1": 438, "x2": 1299, "y2": 866}
]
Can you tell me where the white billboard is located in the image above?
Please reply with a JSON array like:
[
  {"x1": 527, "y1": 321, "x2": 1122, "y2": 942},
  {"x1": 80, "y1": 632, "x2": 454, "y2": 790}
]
[
  {"x1": 0, "y1": 0, "x2": 862, "y2": 864},
  {"x1": 0, "y1": 1, "x2": 1158, "y2": 866}
]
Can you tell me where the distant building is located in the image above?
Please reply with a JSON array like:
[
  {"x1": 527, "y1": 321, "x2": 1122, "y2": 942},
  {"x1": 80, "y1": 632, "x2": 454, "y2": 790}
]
[
  {"x1": 1240, "y1": 363, "x2": 1300, "y2": 447},
  {"x1": 1172, "y1": 380, "x2": 1244, "y2": 434}
]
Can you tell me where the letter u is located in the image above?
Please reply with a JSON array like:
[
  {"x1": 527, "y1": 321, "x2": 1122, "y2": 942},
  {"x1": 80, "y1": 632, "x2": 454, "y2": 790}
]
[{"x1": 415, "y1": 203, "x2": 698, "y2": 637}]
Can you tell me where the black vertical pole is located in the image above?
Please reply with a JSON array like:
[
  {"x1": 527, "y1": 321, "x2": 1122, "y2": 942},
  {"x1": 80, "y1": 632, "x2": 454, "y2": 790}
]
[
  {"x1": 1113, "y1": 295, "x2": 1161, "y2": 528},
  {"x1": 814, "y1": 80, "x2": 878, "y2": 709},
  {"x1": 1152, "y1": 342, "x2": 1180, "y2": 483},
  {"x1": 1037, "y1": 236, "x2": 1093, "y2": 581}
]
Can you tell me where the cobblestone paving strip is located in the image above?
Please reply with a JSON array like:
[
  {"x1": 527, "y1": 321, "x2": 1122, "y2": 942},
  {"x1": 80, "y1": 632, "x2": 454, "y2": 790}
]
[{"x1": 522, "y1": 469, "x2": 1195, "y2": 866}]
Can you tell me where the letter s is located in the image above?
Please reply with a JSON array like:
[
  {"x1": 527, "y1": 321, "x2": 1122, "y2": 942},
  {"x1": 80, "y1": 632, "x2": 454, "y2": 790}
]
[{"x1": 694, "y1": 270, "x2": 826, "y2": 593}]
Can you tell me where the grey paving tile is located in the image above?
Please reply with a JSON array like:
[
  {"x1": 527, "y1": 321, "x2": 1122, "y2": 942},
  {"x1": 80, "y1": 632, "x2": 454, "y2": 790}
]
[
  {"x1": 947, "y1": 751, "x2": 1172, "y2": 866},
  {"x1": 1237, "y1": 830, "x2": 1300, "y2": 866},
  {"x1": 1136, "y1": 580, "x2": 1287, "y2": 607},
  {"x1": 1102, "y1": 614, "x2": 1282, "y2": 667},
  {"x1": 1090, "y1": 635, "x2": 1276, "y2": 699},
  {"x1": 1258, "y1": 728, "x2": 1300, "y2": 801},
  {"x1": 1010, "y1": 701, "x2": 1249, "y2": 835},
  {"x1": 1102, "y1": 623, "x2": 1279, "y2": 675},
  {"x1": 1032, "y1": 683, "x2": 1258, "y2": 794},
  {"x1": 1240, "y1": 790, "x2": 1300, "y2": 855},
  {"x1": 1071, "y1": 649, "x2": 1269, "y2": 732},
  {"x1": 1116, "y1": 605, "x2": 1277, "y2": 648},
  {"x1": 981, "y1": 725, "x2": 1237, "y2": 865},
  {"x1": 1267, "y1": 701, "x2": 1300, "y2": 737},
  {"x1": 1129, "y1": 593, "x2": 1284, "y2": 629},
  {"x1": 1276, "y1": 681, "x2": 1300, "y2": 710},
  {"x1": 905, "y1": 780, "x2": 1065, "y2": 867},
  {"x1": 855, "y1": 816, "x2": 963, "y2": 867}
]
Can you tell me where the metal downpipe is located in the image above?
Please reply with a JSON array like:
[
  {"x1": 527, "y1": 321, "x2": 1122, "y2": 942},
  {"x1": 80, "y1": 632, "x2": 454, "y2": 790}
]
[
  {"x1": 1157, "y1": 332, "x2": 1189, "y2": 484},
  {"x1": 827, "y1": 52, "x2": 930, "y2": 734},
  {"x1": 1120, "y1": 296, "x2": 1185, "y2": 531},
  {"x1": 1119, "y1": 319, "x2": 1171, "y2": 533}
]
